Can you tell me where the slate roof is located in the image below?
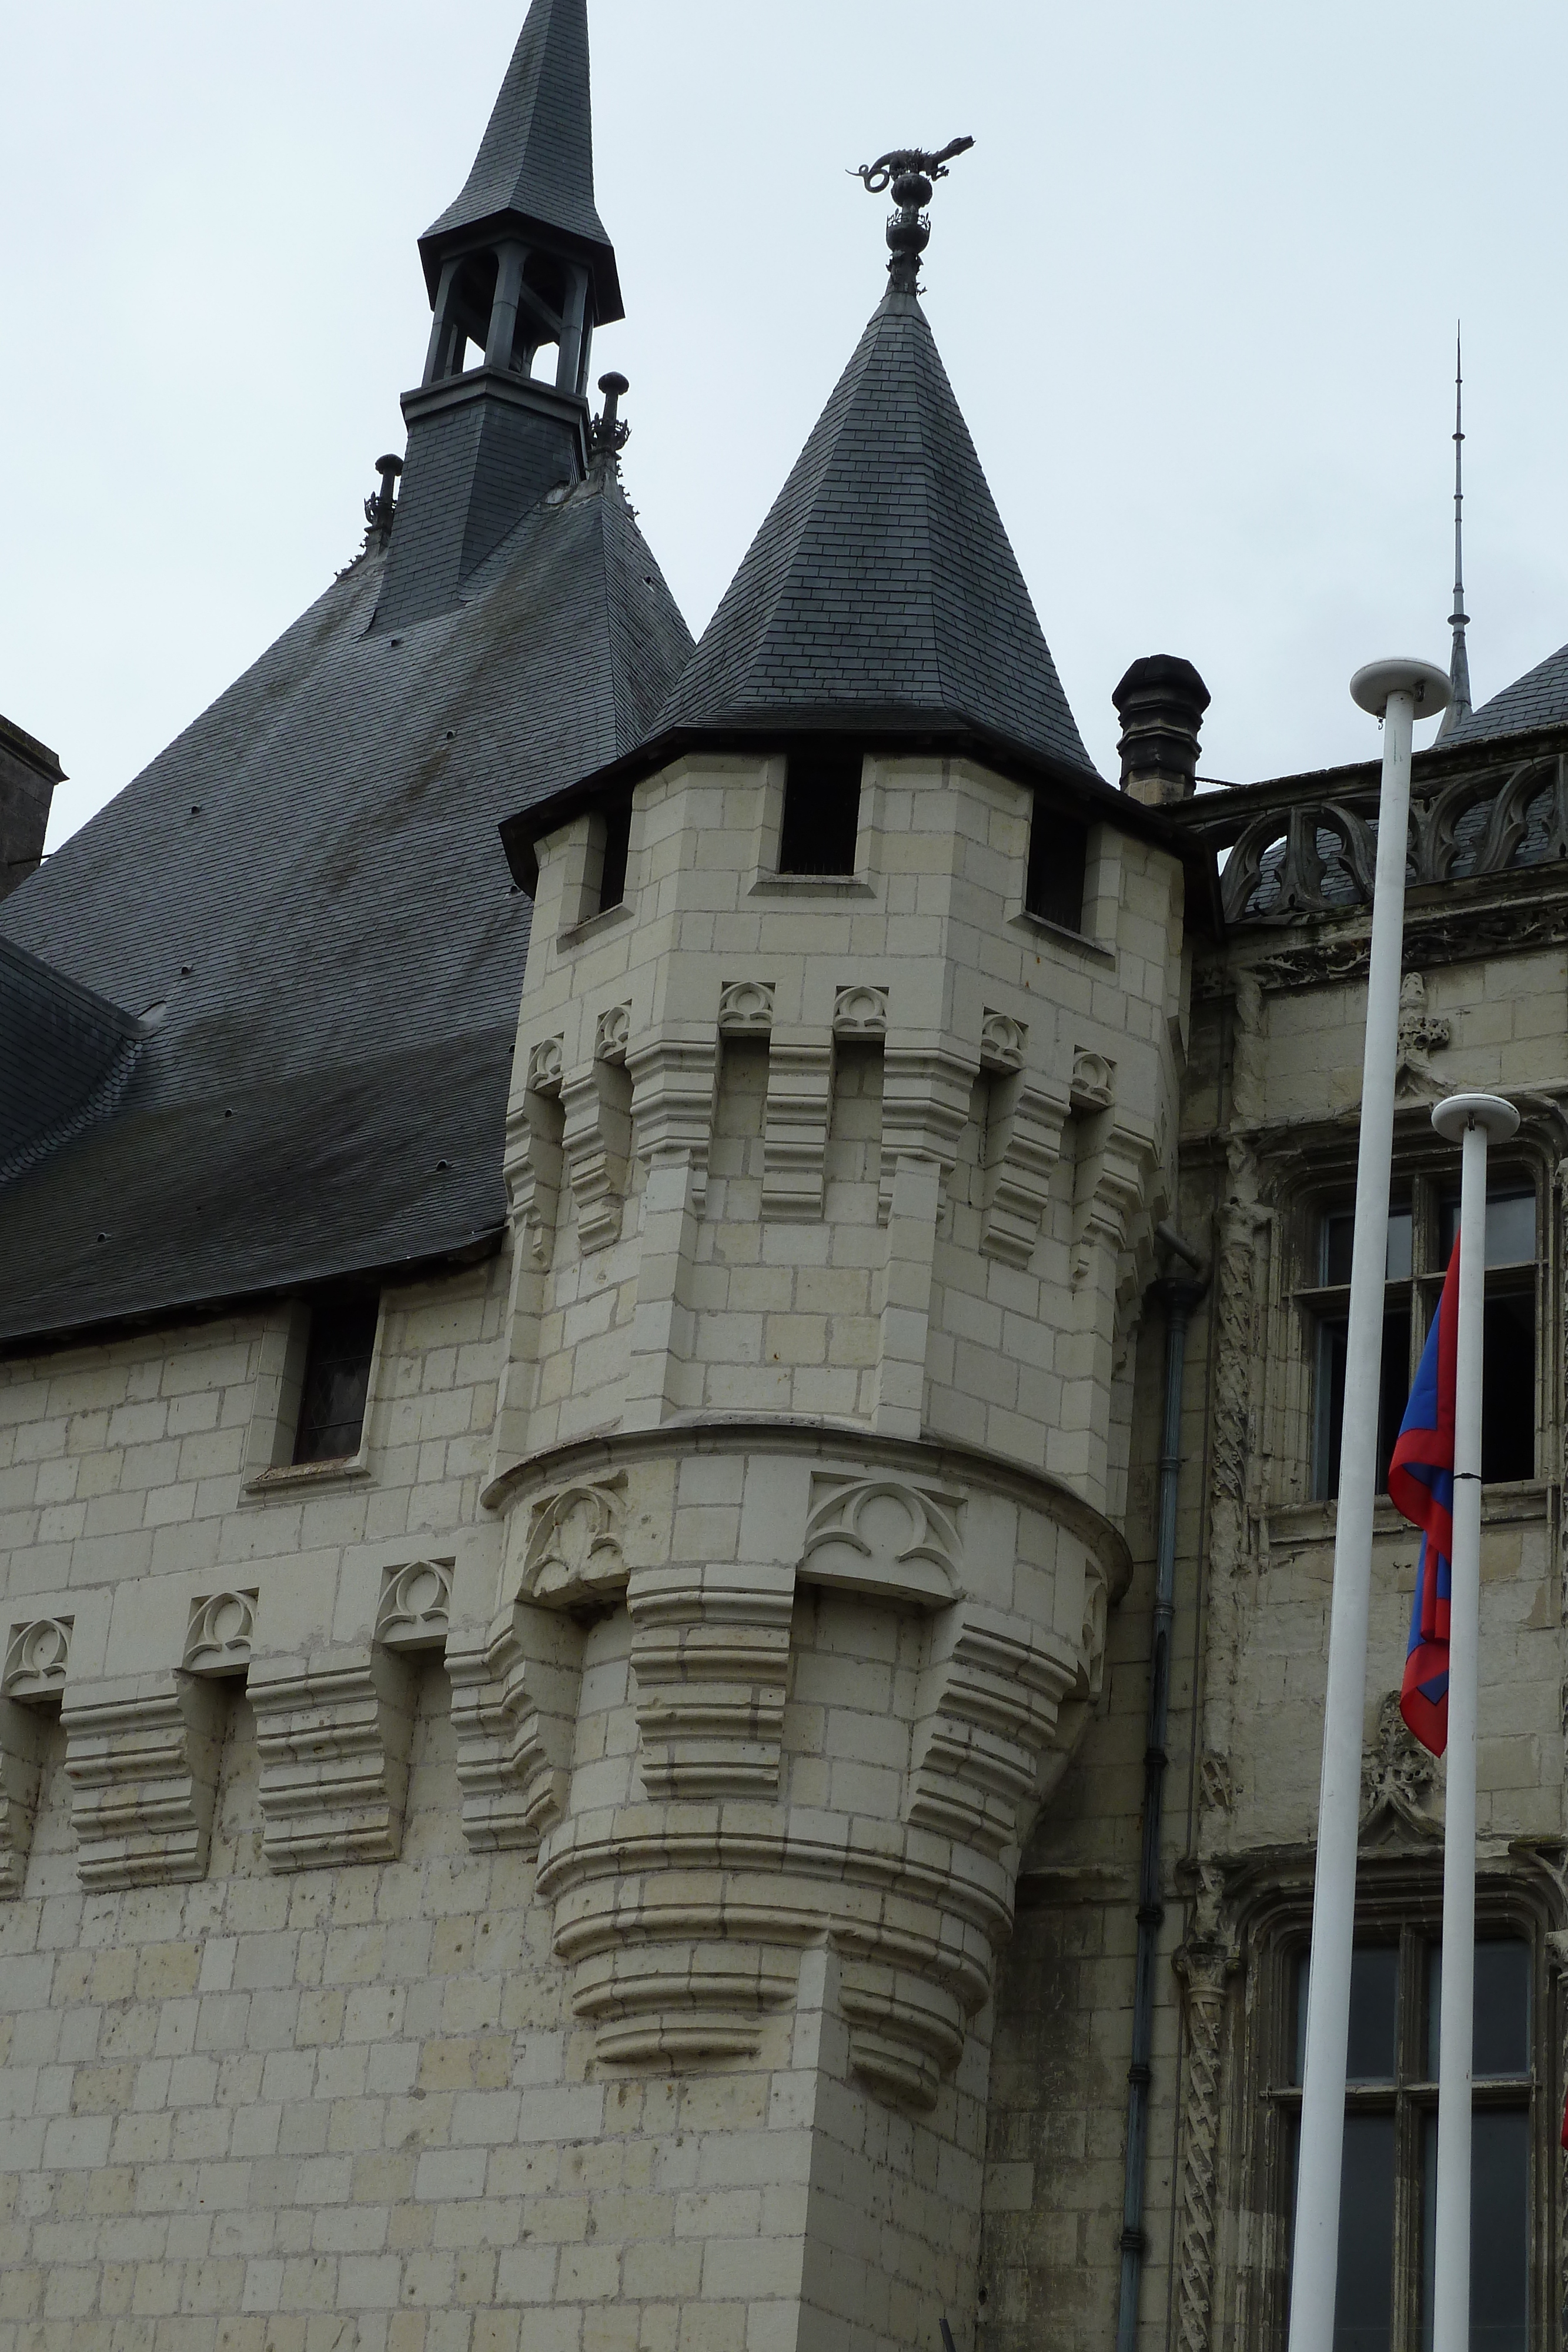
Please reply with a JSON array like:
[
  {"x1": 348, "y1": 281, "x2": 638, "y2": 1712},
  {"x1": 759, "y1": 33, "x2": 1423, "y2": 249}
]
[
  {"x1": 420, "y1": 0, "x2": 621, "y2": 323},
  {"x1": 0, "y1": 937, "x2": 142, "y2": 1184},
  {"x1": 0, "y1": 471, "x2": 692, "y2": 1345},
  {"x1": 1441, "y1": 639, "x2": 1568, "y2": 748},
  {"x1": 647, "y1": 287, "x2": 1098, "y2": 781}
]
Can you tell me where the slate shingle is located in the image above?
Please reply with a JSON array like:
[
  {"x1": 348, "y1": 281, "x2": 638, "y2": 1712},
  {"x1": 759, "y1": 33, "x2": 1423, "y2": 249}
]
[
  {"x1": 420, "y1": 0, "x2": 621, "y2": 322},
  {"x1": 0, "y1": 472, "x2": 692, "y2": 1344},
  {"x1": 650, "y1": 288, "x2": 1097, "y2": 781}
]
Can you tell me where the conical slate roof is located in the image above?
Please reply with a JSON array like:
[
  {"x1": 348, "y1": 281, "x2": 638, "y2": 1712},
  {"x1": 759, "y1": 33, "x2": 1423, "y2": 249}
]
[
  {"x1": 651, "y1": 286, "x2": 1096, "y2": 780},
  {"x1": 0, "y1": 475, "x2": 691, "y2": 1342},
  {"x1": 1442, "y1": 639, "x2": 1568, "y2": 747},
  {"x1": 422, "y1": 0, "x2": 621, "y2": 322}
]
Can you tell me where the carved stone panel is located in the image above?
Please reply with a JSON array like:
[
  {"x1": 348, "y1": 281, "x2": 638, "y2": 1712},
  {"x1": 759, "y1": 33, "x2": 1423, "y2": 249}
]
[
  {"x1": 521, "y1": 1475, "x2": 628, "y2": 1608},
  {"x1": 800, "y1": 1475, "x2": 962, "y2": 1608},
  {"x1": 183, "y1": 1591, "x2": 257, "y2": 1679},
  {"x1": 4, "y1": 1616, "x2": 72, "y2": 1704},
  {"x1": 718, "y1": 979, "x2": 775, "y2": 1036},
  {"x1": 376, "y1": 1558, "x2": 453, "y2": 1654}
]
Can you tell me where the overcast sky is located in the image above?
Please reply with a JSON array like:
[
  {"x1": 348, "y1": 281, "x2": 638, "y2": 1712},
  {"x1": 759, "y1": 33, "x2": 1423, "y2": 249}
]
[{"x1": 6, "y1": 1, "x2": 1568, "y2": 850}]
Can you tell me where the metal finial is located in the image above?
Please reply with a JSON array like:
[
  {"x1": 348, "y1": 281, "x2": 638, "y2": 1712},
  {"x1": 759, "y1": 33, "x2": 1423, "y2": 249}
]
[
  {"x1": 363, "y1": 453, "x2": 403, "y2": 550},
  {"x1": 852, "y1": 136, "x2": 974, "y2": 294},
  {"x1": 1438, "y1": 325, "x2": 1472, "y2": 739},
  {"x1": 590, "y1": 372, "x2": 631, "y2": 472}
]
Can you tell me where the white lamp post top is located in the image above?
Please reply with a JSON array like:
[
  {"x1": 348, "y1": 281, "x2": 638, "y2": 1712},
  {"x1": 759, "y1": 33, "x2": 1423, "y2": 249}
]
[{"x1": 1349, "y1": 657, "x2": 1452, "y2": 719}]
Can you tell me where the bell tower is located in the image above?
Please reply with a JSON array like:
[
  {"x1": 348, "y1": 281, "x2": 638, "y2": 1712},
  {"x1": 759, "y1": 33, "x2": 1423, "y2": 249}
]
[{"x1": 375, "y1": 0, "x2": 622, "y2": 633}]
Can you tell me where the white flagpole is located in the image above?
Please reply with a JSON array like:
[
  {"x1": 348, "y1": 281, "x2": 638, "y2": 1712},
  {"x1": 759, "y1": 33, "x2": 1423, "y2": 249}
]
[
  {"x1": 1289, "y1": 657, "x2": 1449, "y2": 2352},
  {"x1": 1429, "y1": 1091, "x2": 1517, "y2": 2352}
]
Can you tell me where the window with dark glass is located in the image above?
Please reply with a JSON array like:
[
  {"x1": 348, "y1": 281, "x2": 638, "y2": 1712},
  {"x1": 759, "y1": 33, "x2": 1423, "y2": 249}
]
[
  {"x1": 1309, "y1": 1182, "x2": 1537, "y2": 1499},
  {"x1": 1277, "y1": 1932, "x2": 1533, "y2": 2350},
  {"x1": 778, "y1": 744, "x2": 862, "y2": 876},
  {"x1": 291, "y1": 1289, "x2": 380, "y2": 1466},
  {"x1": 595, "y1": 800, "x2": 632, "y2": 914},
  {"x1": 1024, "y1": 800, "x2": 1088, "y2": 932}
]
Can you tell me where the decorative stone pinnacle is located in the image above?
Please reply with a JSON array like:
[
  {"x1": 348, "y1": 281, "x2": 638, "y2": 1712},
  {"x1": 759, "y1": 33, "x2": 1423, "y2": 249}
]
[
  {"x1": 591, "y1": 370, "x2": 631, "y2": 469},
  {"x1": 853, "y1": 136, "x2": 974, "y2": 293},
  {"x1": 363, "y1": 453, "x2": 403, "y2": 550}
]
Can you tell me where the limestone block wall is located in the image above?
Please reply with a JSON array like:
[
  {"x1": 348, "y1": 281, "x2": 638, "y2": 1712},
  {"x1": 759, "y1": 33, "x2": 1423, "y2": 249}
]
[{"x1": 498, "y1": 749, "x2": 1185, "y2": 1521}]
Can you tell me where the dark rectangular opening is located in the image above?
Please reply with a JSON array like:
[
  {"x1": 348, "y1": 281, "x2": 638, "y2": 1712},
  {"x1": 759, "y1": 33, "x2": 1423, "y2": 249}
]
[
  {"x1": 292, "y1": 1288, "x2": 380, "y2": 1465},
  {"x1": 778, "y1": 744, "x2": 862, "y2": 876},
  {"x1": 1315, "y1": 1308, "x2": 1410, "y2": 1499},
  {"x1": 1025, "y1": 800, "x2": 1088, "y2": 931},
  {"x1": 597, "y1": 800, "x2": 631, "y2": 913}
]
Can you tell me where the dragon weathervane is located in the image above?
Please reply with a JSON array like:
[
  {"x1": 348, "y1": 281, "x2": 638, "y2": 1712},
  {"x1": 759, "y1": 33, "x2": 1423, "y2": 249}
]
[{"x1": 854, "y1": 137, "x2": 975, "y2": 293}]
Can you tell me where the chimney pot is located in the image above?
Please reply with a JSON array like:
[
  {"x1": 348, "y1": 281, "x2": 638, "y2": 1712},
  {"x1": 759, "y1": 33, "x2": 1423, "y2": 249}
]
[{"x1": 1112, "y1": 654, "x2": 1211, "y2": 806}]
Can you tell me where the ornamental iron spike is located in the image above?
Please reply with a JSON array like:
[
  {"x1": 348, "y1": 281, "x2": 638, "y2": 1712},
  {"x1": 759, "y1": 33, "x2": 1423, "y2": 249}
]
[{"x1": 852, "y1": 136, "x2": 975, "y2": 294}]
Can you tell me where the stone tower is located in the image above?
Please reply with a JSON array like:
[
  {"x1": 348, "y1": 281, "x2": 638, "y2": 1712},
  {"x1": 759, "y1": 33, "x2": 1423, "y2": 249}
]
[{"x1": 451, "y1": 153, "x2": 1193, "y2": 2346}]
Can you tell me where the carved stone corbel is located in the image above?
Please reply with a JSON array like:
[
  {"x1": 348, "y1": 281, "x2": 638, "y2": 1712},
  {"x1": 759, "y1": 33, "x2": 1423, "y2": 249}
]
[
  {"x1": 905, "y1": 1603, "x2": 1079, "y2": 1855},
  {"x1": 627, "y1": 1561, "x2": 796, "y2": 1798},
  {"x1": 560, "y1": 1045, "x2": 633, "y2": 1253},
  {"x1": 504, "y1": 1037, "x2": 565, "y2": 1269},
  {"x1": 248, "y1": 1648, "x2": 417, "y2": 1870},
  {"x1": 63, "y1": 1671, "x2": 226, "y2": 1890},
  {"x1": 762, "y1": 1029, "x2": 835, "y2": 1219},
  {"x1": 447, "y1": 1602, "x2": 582, "y2": 1852},
  {"x1": 980, "y1": 1075, "x2": 1068, "y2": 1268}
]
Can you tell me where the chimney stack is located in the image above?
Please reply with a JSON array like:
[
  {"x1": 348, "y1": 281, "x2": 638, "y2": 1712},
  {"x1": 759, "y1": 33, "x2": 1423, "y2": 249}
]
[
  {"x1": 1112, "y1": 655, "x2": 1210, "y2": 807},
  {"x1": 0, "y1": 715, "x2": 63, "y2": 900}
]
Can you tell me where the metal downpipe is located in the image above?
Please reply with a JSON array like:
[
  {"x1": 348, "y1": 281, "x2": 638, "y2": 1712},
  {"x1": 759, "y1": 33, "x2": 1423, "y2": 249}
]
[{"x1": 1114, "y1": 1231, "x2": 1206, "y2": 2350}]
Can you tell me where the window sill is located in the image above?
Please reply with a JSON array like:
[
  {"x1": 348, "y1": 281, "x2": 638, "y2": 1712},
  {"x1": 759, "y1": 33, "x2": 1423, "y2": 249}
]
[
  {"x1": 1269, "y1": 1480, "x2": 1553, "y2": 1545},
  {"x1": 748, "y1": 874, "x2": 875, "y2": 900},
  {"x1": 557, "y1": 900, "x2": 634, "y2": 952},
  {"x1": 245, "y1": 1455, "x2": 372, "y2": 1498},
  {"x1": 1008, "y1": 910, "x2": 1116, "y2": 967}
]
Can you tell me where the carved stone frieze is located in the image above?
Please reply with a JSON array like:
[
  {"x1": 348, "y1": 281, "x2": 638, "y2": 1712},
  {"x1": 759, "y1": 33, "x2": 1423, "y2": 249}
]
[
  {"x1": 1393, "y1": 971, "x2": 1452, "y2": 1101},
  {"x1": 1173, "y1": 1866, "x2": 1241, "y2": 2352},
  {"x1": 63, "y1": 1673, "x2": 226, "y2": 1891},
  {"x1": 183, "y1": 1591, "x2": 257, "y2": 1678},
  {"x1": 447, "y1": 1605, "x2": 581, "y2": 1852},
  {"x1": 248, "y1": 1649, "x2": 416, "y2": 1870},
  {"x1": 1215, "y1": 751, "x2": 1567, "y2": 926},
  {"x1": 376, "y1": 1558, "x2": 453, "y2": 1653},
  {"x1": 1361, "y1": 1688, "x2": 1440, "y2": 1839}
]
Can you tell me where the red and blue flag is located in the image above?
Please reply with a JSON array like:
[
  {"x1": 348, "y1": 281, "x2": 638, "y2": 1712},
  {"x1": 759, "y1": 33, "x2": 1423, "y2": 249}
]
[{"x1": 1388, "y1": 1237, "x2": 1460, "y2": 1757}]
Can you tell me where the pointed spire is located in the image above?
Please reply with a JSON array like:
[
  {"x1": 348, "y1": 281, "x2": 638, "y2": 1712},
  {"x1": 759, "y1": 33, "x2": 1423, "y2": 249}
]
[
  {"x1": 650, "y1": 284, "x2": 1096, "y2": 780},
  {"x1": 420, "y1": 0, "x2": 621, "y2": 328},
  {"x1": 1439, "y1": 324, "x2": 1472, "y2": 739}
]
